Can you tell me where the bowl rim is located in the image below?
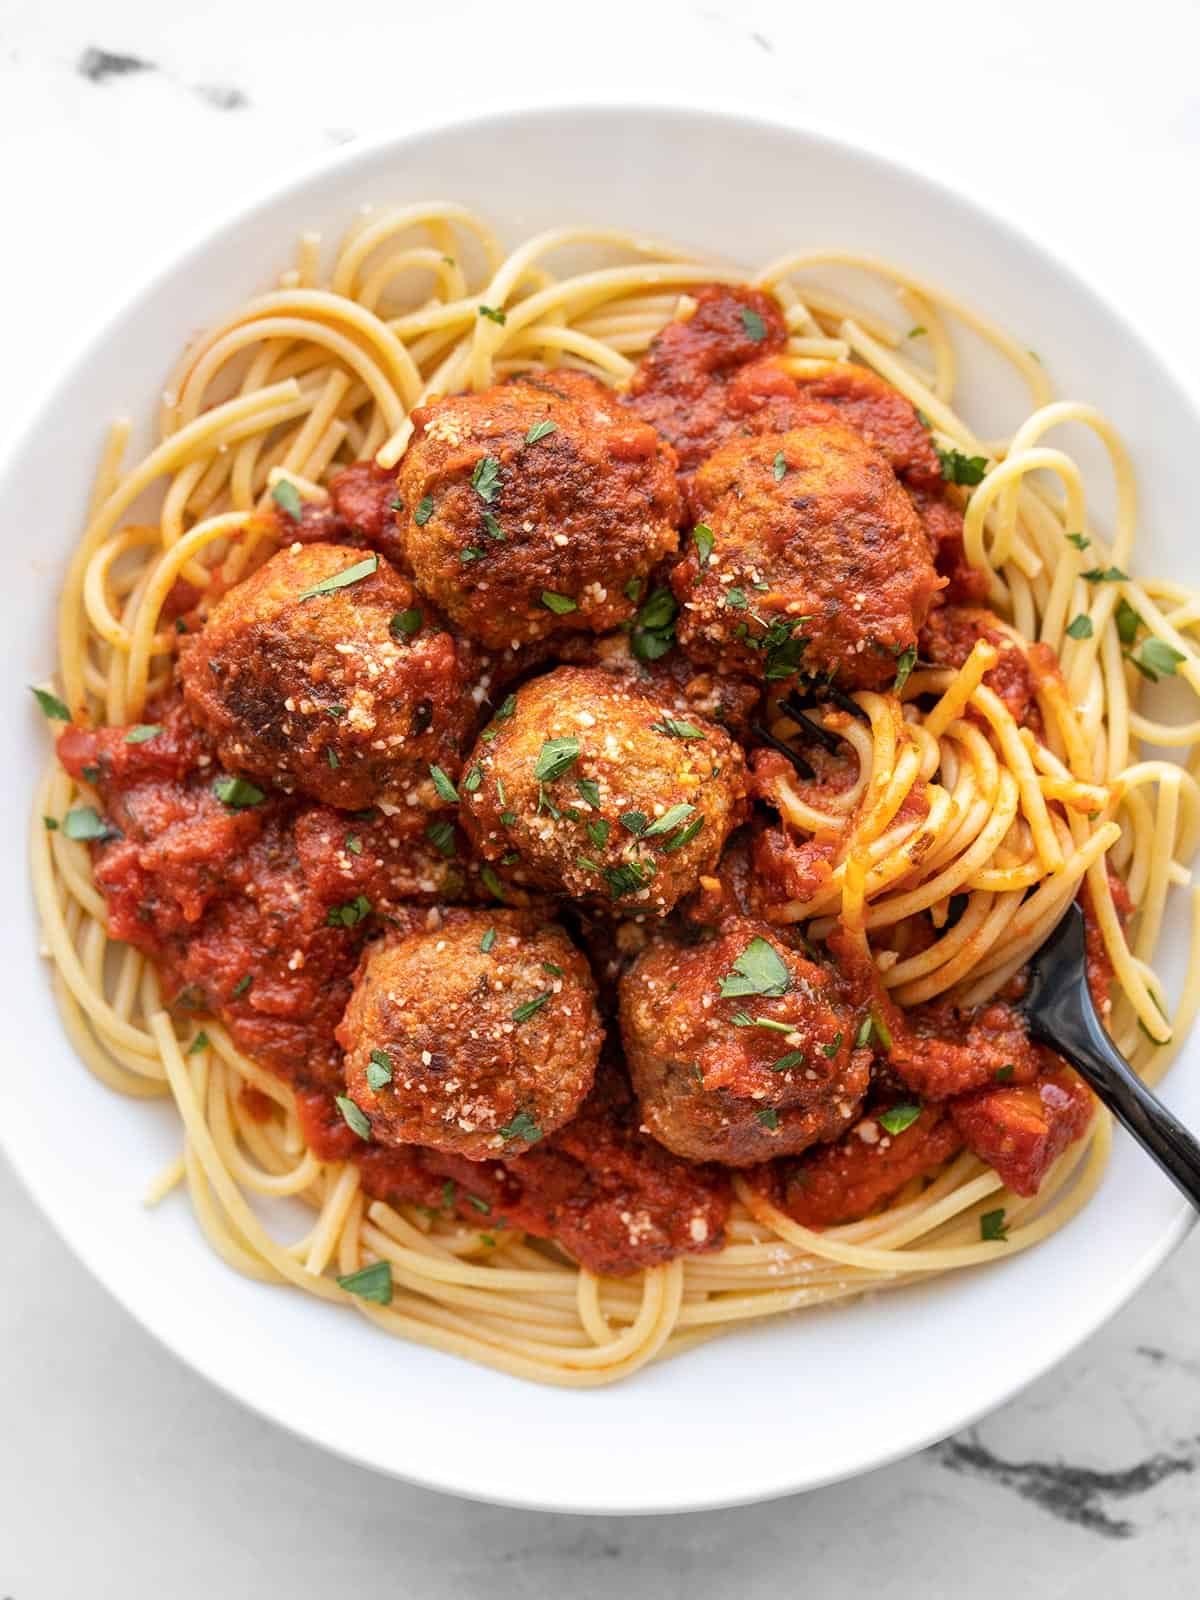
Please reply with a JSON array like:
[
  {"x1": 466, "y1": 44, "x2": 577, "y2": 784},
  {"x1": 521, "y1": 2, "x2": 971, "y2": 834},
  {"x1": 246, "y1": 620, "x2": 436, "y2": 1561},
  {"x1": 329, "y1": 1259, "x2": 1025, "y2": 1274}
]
[{"x1": 4, "y1": 98, "x2": 1196, "y2": 1515}]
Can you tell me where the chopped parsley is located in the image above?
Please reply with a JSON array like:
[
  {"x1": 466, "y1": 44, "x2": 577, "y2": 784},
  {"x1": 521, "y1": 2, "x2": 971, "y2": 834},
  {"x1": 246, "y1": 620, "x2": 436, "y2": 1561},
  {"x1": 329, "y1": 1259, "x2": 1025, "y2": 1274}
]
[
  {"x1": 326, "y1": 895, "x2": 371, "y2": 929},
  {"x1": 994, "y1": 1063, "x2": 1015, "y2": 1082},
  {"x1": 533, "y1": 736, "x2": 580, "y2": 783},
  {"x1": 429, "y1": 765, "x2": 460, "y2": 803},
  {"x1": 772, "y1": 1050, "x2": 806, "y2": 1072},
  {"x1": 662, "y1": 815, "x2": 704, "y2": 851},
  {"x1": 1115, "y1": 598, "x2": 1142, "y2": 646},
  {"x1": 576, "y1": 777, "x2": 602, "y2": 808},
  {"x1": 296, "y1": 553, "x2": 379, "y2": 600},
  {"x1": 336, "y1": 1095, "x2": 371, "y2": 1140},
  {"x1": 693, "y1": 523, "x2": 714, "y2": 566},
  {"x1": 643, "y1": 802, "x2": 696, "y2": 839},
  {"x1": 460, "y1": 545, "x2": 484, "y2": 564},
  {"x1": 479, "y1": 864, "x2": 507, "y2": 900},
  {"x1": 980, "y1": 1208, "x2": 1009, "y2": 1242},
  {"x1": 326, "y1": 747, "x2": 340, "y2": 769},
  {"x1": 650, "y1": 717, "x2": 704, "y2": 740},
  {"x1": 336, "y1": 1260, "x2": 392, "y2": 1303},
  {"x1": 878, "y1": 1103, "x2": 921, "y2": 1136},
  {"x1": 821, "y1": 1032, "x2": 843, "y2": 1058},
  {"x1": 907, "y1": 325, "x2": 927, "y2": 339},
  {"x1": 740, "y1": 307, "x2": 767, "y2": 342},
  {"x1": 604, "y1": 859, "x2": 654, "y2": 899},
  {"x1": 471, "y1": 455, "x2": 502, "y2": 503},
  {"x1": 1066, "y1": 532, "x2": 1090, "y2": 550},
  {"x1": 1065, "y1": 613, "x2": 1094, "y2": 640},
  {"x1": 271, "y1": 479, "x2": 303, "y2": 521},
  {"x1": 478, "y1": 304, "x2": 507, "y2": 324},
  {"x1": 773, "y1": 451, "x2": 787, "y2": 482},
  {"x1": 413, "y1": 495, "x2": 435, "y2": 526},
  {"x1": 731, "y1": 1012, "x2": 792, "y2": 1032},
  {"x1": 724, "y1": 586, "x2": 748, "y2": 610},
  {"x1": 231, "y1": 974, "x2": 252, "y2": 998},
  {"x1": 124, "y1": 724, "x2": 162, "y2": 744},
  {"x1": 480, "y1": 926, "x2": 497, "y2": 953},
  {"x1": 1081, "y1": 566, "x2": 1127, "y2": 583},
  {"x1": 719, "y1": 936, "x2": 790, "y2": 1000},
  {"x1": 391, "y1": 607, "x2": 422, "y2": 638},
  {"x1": 30, "y1": 686, "x2": 71, "y2": 722},
  {"x1": 366, "y1": 1049, "x2": 393, "y2": 1090},
  {"x1": 212, "y1": 776, "x2": 265, "y2": 809},
  {"x1": 425, "y1": 819, "x2": 457, "y2": 857},
  {"x1": 893, "y1": 645, "x2": 917, "y2": 694},
  {"x1": 586, "y1": 818, "x2": 611, "y2": 848},
  {"x1": 1127, "y1": 638, "x2": 1187, "y2": 682},
  {"x1": 483, "y1": 513, "x2": 505, "y2": 541},
  {"x1": 463, "y1": 765, "x2": 483, "y2": 793},
  {"x1": 525, "y1": 420, "x2": 557, "y2": 444},
  {"x1": 43, "y1": 816, "x2": 58, "y2": 831},
  {"x1": 620, "y1": 810, "x2": 648, "y2": 836},
  {"x1": 541, "y1": 591, "x2": 577, "y2": 614},
  {"x1": 499, "y1": 1111, "x2": 543, "y2": 1143},
  {"x1": 755, "y1": 1108, "x2": 780, "y2": 1130},
  {"x1": 186, "y1": 1031, "x2": 210, "y2": 1057},
  {"x1": 630, "y1": 587, "x2": 678, "y2": 662},
  {"x1": 936, "y1": 447, "x2": 988, "y2": 487},
  {"x1": 62, "y1": 806, "x2": 116, "y2": 843},
  {"x1": 468, "y1": 1195, "x2": 491, "y2": 1214}
]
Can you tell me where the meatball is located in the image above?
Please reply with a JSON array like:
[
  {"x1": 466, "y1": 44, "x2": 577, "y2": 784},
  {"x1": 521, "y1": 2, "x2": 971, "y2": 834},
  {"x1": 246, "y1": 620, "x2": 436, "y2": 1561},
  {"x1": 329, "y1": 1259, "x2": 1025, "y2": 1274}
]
[
  {"x1": 459, "y1": 665, "x2": 748, "y2": 916},
  {"x1": 671, "y1": 426, "x2": 941, "y2": 689},
  {"x1": 392, "y1": 371, "x2": 681, "y2": 649},
  {"x1": 337, "y1": 910, "x2": 602, "y2": 1159},
  {"x1": 180, "y1": 542, "x2": 481, "y2": 810},
  {"x1": 618, "y1": 918, "x2": 870, "y2": 1165}
]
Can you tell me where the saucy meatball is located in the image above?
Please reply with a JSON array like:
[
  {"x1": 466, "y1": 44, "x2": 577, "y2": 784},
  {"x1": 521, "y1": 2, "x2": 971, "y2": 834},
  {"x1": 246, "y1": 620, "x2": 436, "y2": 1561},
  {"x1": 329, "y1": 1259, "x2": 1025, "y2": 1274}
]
[
  {"x1": 337, "y1": 910, "x2": 602, "y2": 1159},
  {"x1": 180, "y1": 542, "x2": 481, "y2": 811},
  {"x1": 671, "y1": 426, "x2": 941, "y2": 689},
  {"x1": 459, "y1": 665, "x2": 748, "y2": 916},
  {"x1": 392, "y1": 371, "x2": 682, "y2": 649},
  {"x1": 618, "y1": 919, "x2": 870, "y2": 1165}
]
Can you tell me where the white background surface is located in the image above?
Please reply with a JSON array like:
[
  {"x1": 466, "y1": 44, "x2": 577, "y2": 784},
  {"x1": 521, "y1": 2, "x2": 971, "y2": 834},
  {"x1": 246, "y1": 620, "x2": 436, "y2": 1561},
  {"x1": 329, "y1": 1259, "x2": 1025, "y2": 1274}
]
[{"x1": 2, "y1": 0, "x2": 1199, "y2": 1593}]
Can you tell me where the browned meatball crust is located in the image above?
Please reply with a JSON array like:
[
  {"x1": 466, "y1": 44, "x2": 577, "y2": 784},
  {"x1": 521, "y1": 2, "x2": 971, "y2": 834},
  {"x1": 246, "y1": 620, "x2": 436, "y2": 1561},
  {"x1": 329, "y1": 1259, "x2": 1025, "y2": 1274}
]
[
  {"x1": 618, "y1": 919, "x2": 870, "y2": 1165},
  {"x1": 180, "y1": 542, "x2": 482, "y2": 811},
  {"x1": 336, "y1": 910, "x2": 602, "y2": 1159},
  {"x1": 392, "y1": 372, "x2": 682, "y2": 648},
  {"x1": 459, "y1": 665, "x2": 748, "y2": 916},
  {"x1": 671, "y1": 425, "x2": 942, "y2": 689}
]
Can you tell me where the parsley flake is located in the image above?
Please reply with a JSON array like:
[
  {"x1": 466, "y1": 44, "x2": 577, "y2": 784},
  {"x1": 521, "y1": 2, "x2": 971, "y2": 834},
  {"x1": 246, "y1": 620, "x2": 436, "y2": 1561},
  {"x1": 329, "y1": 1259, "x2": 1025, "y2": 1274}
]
[
  {"x1": 231, "y1": 974, "x2": 252, "y2": 998},
  {"x1": 271, "y1": 479, "x2": 303, "y2": 521},
  {"x1": 533, "y1": 736, "x2": 580, "y2": 783},
  {"x1": 772, "y1": 1050, "x2": 806, "y2": 1072},
  {"x1": 124, "y1": 724, "x2": 162, "y2": 744},
  {"x1": 576, "y1": 777, "x2": 601, "y2": 808},
  {"x1": 366, "y1": 1049, "x2": 393, "y2": 1091},
  {"x1": 755, "y1": 1108, "x2": 780, "y2": 1130},
  {"x1": 693, "y1": 523, "x2": 714, "y2": 566},
  {"x1": 980, "y1": 1208, "x2": 1009, "y2": 1242},
  {"x1": 525, "y1": 420, "x2": 557, "y2": 445},
  {"x1": 541, "y1": 591, "x2": 577, "y2": 614},
  {"x1": 296, "y1": 553, "x2": 379, "y2": 601},
  {"x1": 30, "y1": 686, "x2": 71, "y2": 722},
  {"x1": 478, "y1": 304, "x2": 507, "y2": 324},
  {"x1": 326, "y1": 895, "x2": 371, "y2": 929},
  {"x1": 740, "y1": 307, "x2": 767, "y2": 342},
  {"x1": 893, "y1": 644, "x2": 917, "y2": 694},
  {"x1": 471, "y1": 455, "x2": 502, "y2": 503},
  {"x1": 719, "y1": 936, "x2": 790, "y2": 999},
  {"x1": 1066, "y1": 614, "x2": 1093, "y2": 640},
  {"x1": 336, "y1": 1095, "x2": 371, "y2": 1140},
  {"x1": 773, "y1": 451, "x2": 787, "y2": 482},
  {"x1": 425, "y1": 819, "x2": 457, "y2": 858},
  {"x1": 336, "y1": 1260, "x2": 392, "y2": 1303},
  {"x1": 429, "y1": 765, "x2": 460, "y2": 803},
  {"x1": 187, "y1": 1032, "x2": 210, "y2": 1057},
  {"x1": 212, "y1": 776, "x2": 265, "y2": 809},
  {"x1": 1066, "y1": 532, "x2": 1090, "y2": 550},
  {"x1": 480, "y1": 926, "x2": 497, "y2": 953},
  {"x1": 1128, "y1": 638, "x2": 1187, "y2": 681},
  {"x1": 499, "y1": 1111, "x2": 543, "y2": 1143},
  {"x1": 1115, "y1": 598, "x2": 1142, "y2": 646},
  {"x1": 821, "y1": 1032, "x2": 843, "y2": 1058},
  {"x1": 413, "y1": 495, "x2": 435, "y2": 526},
  {"x1": 878, "y1": 1103, "x2": 921, "y2": 1135},
  {"x1": 651, "y1": 717, "x2": 704, "y2": 740},
  {"x1": 391, "y1": 608, "x2": 422, "y2": 638},
  {"x1": 662, "y1": 815, "x2": 704, "y2": 852},
  {"x1": 643, "y1": 802, "x2": 696, "y2": 839},
  {"x1": 937, "y1": 447, "x2": 988, "y2": 487}
]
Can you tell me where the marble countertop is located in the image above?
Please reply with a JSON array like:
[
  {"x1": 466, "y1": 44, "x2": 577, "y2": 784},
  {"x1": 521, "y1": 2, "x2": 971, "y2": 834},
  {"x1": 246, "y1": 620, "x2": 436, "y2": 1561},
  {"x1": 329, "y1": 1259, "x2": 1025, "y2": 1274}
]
[{"x1": 3, "y1": 1, "x2": 1200, "y2": 1593}]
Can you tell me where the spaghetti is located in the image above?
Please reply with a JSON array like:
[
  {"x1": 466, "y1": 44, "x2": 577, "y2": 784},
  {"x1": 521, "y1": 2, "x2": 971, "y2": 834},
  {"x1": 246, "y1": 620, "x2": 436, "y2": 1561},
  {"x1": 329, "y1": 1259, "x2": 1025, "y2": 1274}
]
[{"x1": 30, "y1": 206, "x2": 1200, "y2": 1386}]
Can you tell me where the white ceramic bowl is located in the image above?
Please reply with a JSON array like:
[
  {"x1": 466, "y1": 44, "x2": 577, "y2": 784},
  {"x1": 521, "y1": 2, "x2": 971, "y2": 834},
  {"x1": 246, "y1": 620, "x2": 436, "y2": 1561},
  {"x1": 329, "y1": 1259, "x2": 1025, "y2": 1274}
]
[{"x1": 3, "y1": 105, "x2": 1197, "y2": 1515}]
